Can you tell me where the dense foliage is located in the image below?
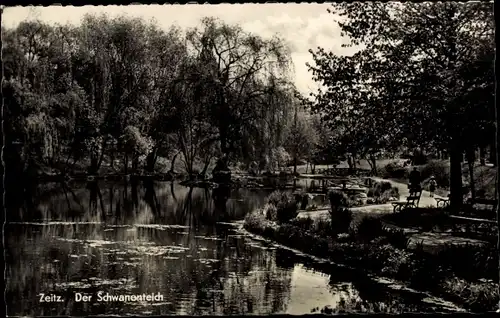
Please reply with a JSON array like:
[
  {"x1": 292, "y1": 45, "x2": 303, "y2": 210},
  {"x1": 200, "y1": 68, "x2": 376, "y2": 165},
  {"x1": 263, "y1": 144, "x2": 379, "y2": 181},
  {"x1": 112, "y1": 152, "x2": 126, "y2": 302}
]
[
  {"x1": 307, "y1": 2, "x2": 495, "y2": 211},
  {"x1": 3, "y1": 15, "x2": 333, "y2": 180}
]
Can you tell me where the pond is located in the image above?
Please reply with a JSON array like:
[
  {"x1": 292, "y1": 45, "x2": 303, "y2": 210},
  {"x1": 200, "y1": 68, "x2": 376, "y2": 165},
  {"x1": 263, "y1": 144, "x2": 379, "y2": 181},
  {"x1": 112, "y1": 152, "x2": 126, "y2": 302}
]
[{"x1": 5, "y1": 180, "x2": 462, "y2": 315}]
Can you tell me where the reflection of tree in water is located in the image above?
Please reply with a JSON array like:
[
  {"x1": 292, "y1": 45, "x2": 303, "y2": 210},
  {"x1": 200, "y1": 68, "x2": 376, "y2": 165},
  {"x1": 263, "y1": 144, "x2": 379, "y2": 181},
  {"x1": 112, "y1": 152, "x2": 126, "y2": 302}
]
[
  {"x1": 323, "y1": 272, "x2": 434, "y2": 314},
  {"x1": 218, "y1": 247, "x2": 293, "y2": 314},
  {"x1": 212, "y1": 185, "x2": 230, "y2": 219},
  {"x1": 8, "y1": 180, "x2": 297, "y2": 315},
  {"x1": 319, "y1": 296, "x2": 422, "y2": 314}
]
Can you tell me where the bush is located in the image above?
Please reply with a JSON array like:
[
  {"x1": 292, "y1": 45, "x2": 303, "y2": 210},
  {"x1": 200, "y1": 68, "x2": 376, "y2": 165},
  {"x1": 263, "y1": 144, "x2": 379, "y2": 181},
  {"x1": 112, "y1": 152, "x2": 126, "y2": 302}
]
[
  {"x1": 294, "y1": 191, "x2": 309, "y2": 210},
  {"x1": 264, "y1": 203, "x2": 278, "y2": 221},
  {"x1": 289, "y1": 217, "x2": 314, "y2": 232},
  {"x1": 383, "y1": 162, "x2": 409, "y2": 179},
  {"x1": 420, "y1": 160, "x2": 449, "y2": 187},
  {"x1": 244, "y1": 210, "x2": 269, "y2": 233},
  {"x1": 367, "y1": 182, "x2": 399, "y2": 203},
  {"x1": 355, "y1": 216, "x2": 385, "y2": 242},
  {"x1": 436, "y1": 243, "x2": 498, "y2": 281},
  {"x1": 376, "y1": 181, "x2": 393, "y2": 194},
  {"x1": 382, "y1": 227, "x2": 411, "y2": 249},
  {"x1": 314, "y1": 219, "x2": 335, "y2": 238},
  {"x1": 412, "y1": 149, "x2": 428, "y2": 165},
  {"x1": 266, "y1": 191, "x2": 298, "y2": 223},
  {"x1": 327, "y1": 189, "x2": 353, "y2": 235},
  {"x1": 328, "y1": 189, "x2": 349, "y2": 208},
  {"x1": 329, "y1": 208, "x2": 353, "y2": 235},
  {"x1": 442, "y1": 277, "x2": 499, "y2": 312}
]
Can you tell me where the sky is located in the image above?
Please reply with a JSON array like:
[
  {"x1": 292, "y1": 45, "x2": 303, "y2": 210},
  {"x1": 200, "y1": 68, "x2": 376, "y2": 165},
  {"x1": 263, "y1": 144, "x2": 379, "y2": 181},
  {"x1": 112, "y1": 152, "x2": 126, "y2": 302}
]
[{"x1": 3, "y1": 4, "x2": 357, "y2": 95}]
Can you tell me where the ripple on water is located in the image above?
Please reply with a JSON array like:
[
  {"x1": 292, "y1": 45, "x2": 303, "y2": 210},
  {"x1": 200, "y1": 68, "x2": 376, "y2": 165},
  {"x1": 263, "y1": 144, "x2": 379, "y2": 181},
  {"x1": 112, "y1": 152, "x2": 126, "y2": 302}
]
[
  {"x1": 129, "y1": 245, "x2": 190, "y2": 256},
  {"x1": 196, "y1": 258, "x2": 220, "y2": 265},
  {"x1": 134, "y1": 224, "x2": 190, "y2": 230},
  {"x1": 193, "y1": 236, "x2": 223, "y2": 241},
  {"x1": 69, "y1": 254, "x2": 89, "y2": 258},
  {"x1": 9, "y1": 221, "x2": 102, "y2": 225}
]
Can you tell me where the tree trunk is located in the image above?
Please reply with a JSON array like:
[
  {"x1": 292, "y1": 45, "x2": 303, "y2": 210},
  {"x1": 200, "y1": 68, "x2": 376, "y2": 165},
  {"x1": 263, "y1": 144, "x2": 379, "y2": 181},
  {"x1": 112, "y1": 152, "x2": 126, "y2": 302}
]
[
  {"x1": 368, "y1": 154, "x2": 377, "y2": 174},
  {"x1": 465, "y1": 147, "x2": 476, "y2": 201},
  {"x1": 495, "y1": 88, "x2": 500, "y2": 310},
  {"x1": 200, "y1": 156, "x2": 212, "y2": 180},
  {"x1": 132, "y1": 153, "x2": 139, "y2": 173},
  {"x1": 490, "y1": 141, "x2": 496, "y2": 165},
  {"x1": 170, "y1": 152, "x2": 180, "y2": 173},
  {"x1": 110, "y1": 150, "x2": 115, "y2": 169},
  {"x1": 89, "y1": 155, "x2": 99, "y2": 175},
  {"x1": 479, "y1": 146, "x2": 486, "y2": 165},
  {"x1": 124, "y1": 153, "x2": 129, "y2": 174},
  {"x1": 449, "y1": 142, "x2": 463, "y2": 214},
  {"x1": 347, "y1": 156, "x2": 354, "y2": 170},
  {"x1": 145, "y1": 148, "x2": 158, "y2": 173},
  {"x1": 294, "y1": 156, "x2": 297, "y2": 175},
  {"x1": 293, "y1": 104, "x2": 298, "y2": 175}
]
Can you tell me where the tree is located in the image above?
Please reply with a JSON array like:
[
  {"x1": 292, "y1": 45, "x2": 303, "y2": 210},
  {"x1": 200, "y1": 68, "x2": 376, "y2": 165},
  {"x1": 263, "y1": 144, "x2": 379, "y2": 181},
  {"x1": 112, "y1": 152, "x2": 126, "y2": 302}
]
[
  {"x1": 309, "y1": 2, "x2": 494, "y2": 211},
  {"x1": 3, "y1": 14, "x2": 298, "y2": 180},
  {"x1": 185, "y1": 17, "x2": 292, "y2": 160},
  {"x1": 284, "y1": 99, "x2": 318, "y2": 174}
]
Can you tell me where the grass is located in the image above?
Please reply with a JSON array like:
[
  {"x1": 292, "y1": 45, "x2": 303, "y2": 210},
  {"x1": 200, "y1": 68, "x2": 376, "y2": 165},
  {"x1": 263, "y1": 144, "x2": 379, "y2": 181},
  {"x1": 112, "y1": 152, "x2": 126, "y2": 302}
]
[{"x1": 243, "y1": 209, "x2": 499, "y2": 312}]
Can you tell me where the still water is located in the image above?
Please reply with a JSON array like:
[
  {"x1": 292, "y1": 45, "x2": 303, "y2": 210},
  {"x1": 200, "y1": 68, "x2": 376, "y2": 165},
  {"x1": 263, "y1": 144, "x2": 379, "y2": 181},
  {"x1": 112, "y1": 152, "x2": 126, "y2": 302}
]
[{"x1": 5, "y1": 180, "x2": 462, "y2": 316}]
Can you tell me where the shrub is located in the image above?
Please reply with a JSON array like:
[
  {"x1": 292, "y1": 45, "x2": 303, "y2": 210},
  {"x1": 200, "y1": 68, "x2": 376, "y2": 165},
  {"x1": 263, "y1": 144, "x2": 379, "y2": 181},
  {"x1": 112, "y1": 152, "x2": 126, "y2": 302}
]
[
  {"x1": 436, "y1": 243, "x2": 498, "y2": 281},
  {"x1": 264, "y1": 203, "x2": 278, "y2": 221},
  {"x1": 314, "y1": 219, "x2": 335, "y2": 237},
  {"x1": 355, "y1": 216, "x2": 385, "y2": 242},
  {"x1": 294, "y1": 191, "x2": 309, "y2": 210},
  {"x1": 376, "y1": 181, "x2": 393, "y2": 194},
  {"x1": 406, "y1": 253, "x2": 448, "y2": 290},
  {"x1": 442, "y1": 277, "x2": 499, "y2": 312},
  {"x1": 389, "y1": 186, "x2": 399, "y2": 198},
  {"x1": 382, "y1": 227, "x2": 411, "y2": 249},
  {"x1": 328, "y1": 189, "x2": 349, "y2": 208},
  {"x1": 412, "y1": 148, "x2": 428, "y2": 165},
  {"x1": 420, "y1": 160, "x2": 449, "y2": 188},
  {"x1": 347, "y1": 197, "x2": 364, "y2": 207},
  {"x1": 289, "y1": 216, "x2": 314, "y2": 232},
  {"x1": 327, "y1": 189, "x2": 352, "y2": 235},
  {"x1": 244, "y1": 210, "x2": 268, "y2": 233},
  {"x1": 329, "y1": 208, "x2": 353, "y2": 235},
  {"x1": 383, "y1": 162, "x2": 409, "y2": 179},
  {"x1": 266, "y1": 191, "x2": 298, "y2": 223},
  {"x1": 367, "y1": 182, "x2": 399, "y2": 202}
]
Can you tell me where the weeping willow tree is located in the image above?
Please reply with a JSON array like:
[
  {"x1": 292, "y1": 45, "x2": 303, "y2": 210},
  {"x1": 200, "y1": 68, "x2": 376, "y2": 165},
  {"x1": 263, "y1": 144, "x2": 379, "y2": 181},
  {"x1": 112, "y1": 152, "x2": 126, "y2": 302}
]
[{"x1": 185, "y1": 17, "x2": 294, "y2": 162}]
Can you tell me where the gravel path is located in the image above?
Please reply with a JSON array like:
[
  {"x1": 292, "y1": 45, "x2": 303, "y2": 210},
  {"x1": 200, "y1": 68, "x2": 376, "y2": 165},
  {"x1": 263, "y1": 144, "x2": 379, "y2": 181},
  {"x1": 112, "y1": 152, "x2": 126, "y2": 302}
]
[{"x1": 296, "y1": 177, "x2": 486, "y2": 252}]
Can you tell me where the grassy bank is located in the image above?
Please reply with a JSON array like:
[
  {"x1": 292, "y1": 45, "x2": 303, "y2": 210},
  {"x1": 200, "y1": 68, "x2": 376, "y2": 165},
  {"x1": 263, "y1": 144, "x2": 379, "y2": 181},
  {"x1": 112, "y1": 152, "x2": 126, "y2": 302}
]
[{"x1": 243, "y1": 196, "x2": 499, "y2": 312}]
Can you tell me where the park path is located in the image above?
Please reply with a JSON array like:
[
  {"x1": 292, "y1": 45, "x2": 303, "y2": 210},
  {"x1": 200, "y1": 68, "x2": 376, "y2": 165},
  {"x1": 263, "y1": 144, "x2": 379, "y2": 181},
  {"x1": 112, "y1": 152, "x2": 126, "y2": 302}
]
[
  {"x1": 296, "y1": 178, "x2": 486, "y2": 253},
  {"x1": 298, "y1": 177, "x2": 448, "y2": 220}
]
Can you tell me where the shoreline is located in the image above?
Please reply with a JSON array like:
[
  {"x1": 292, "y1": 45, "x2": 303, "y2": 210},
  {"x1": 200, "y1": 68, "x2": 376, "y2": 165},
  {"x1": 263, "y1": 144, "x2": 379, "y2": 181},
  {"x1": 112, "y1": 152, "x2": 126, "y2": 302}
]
[{"x1": 243, "y1": 209, "x2": 499, "y2": 313}]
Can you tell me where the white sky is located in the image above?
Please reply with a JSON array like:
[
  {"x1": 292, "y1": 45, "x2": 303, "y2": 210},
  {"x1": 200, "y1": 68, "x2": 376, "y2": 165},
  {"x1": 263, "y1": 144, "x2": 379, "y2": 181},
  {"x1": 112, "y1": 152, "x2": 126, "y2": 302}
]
[{"x1": 3, "y1": 4, "x2": 357, "y2": 95}]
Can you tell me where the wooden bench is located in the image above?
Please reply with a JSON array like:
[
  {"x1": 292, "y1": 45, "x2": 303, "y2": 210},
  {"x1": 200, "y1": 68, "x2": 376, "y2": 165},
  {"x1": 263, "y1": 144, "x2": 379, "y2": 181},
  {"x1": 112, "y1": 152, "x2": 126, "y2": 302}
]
[
  {"x1": 435, "y1": 192, "x2": 474, "y2": 209},
  {"x1": 391, "y1": 189, "x2": 422, "y2": 213},
  {"x1": 466, "y1": 198, "x2": 498, "y2": 210},
  {"x1": 435, "y1": 197, "x2": 450, "y2": 208},
  {"x1": 449, "y1": 215, "x2": 496, "y2": 225},
  {"x1": 449, "y1": 215, "x2": 497, "y2": 235}
]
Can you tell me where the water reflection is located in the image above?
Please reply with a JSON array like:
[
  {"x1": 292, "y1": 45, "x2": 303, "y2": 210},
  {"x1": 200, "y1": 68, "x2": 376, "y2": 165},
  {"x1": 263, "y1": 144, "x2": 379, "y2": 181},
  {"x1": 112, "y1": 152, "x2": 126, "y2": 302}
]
[{"x1": 5, "y1": 181, "x2": 461, "y2": 315}]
